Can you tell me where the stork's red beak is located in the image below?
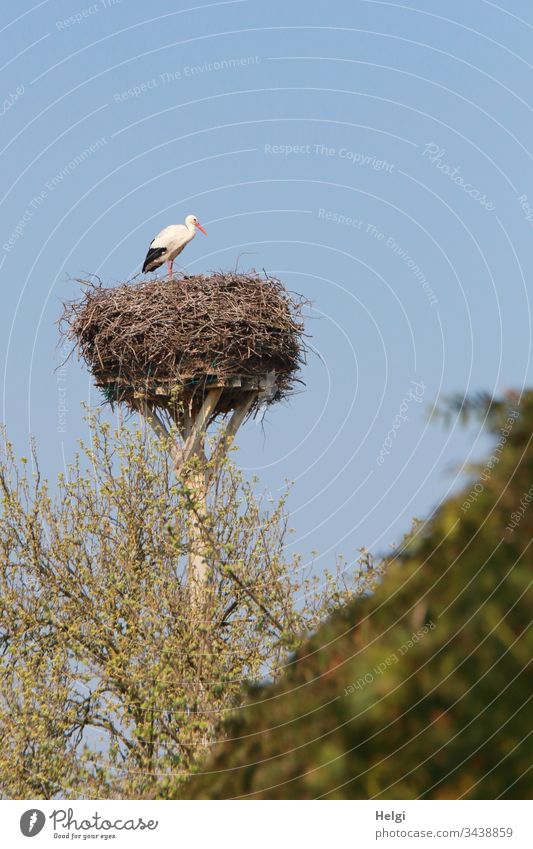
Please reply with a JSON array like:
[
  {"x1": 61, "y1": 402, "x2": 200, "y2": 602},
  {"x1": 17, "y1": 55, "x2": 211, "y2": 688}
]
[{"x1": 196, "y1": 222, "x2": 207, "y2": 235}]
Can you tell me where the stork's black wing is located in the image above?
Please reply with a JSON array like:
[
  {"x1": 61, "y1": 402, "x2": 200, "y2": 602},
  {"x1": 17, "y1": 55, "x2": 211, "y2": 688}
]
[{"x1": 142, "y1": 245, "x2": 166, "y2": 273}]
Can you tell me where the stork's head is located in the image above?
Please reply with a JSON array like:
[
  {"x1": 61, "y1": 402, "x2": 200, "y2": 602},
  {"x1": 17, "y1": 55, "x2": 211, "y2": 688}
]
[{"x1": 185, "y1": 214, "x2": 207, "y2": 235}]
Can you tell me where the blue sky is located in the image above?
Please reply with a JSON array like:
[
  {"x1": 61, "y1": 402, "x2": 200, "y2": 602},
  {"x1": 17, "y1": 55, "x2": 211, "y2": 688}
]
[{"x1": 1, "y1": 0, "x2": 532, "y2": 571}]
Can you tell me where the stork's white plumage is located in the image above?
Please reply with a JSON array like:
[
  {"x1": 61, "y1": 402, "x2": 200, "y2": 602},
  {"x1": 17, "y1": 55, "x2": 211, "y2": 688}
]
[{"x1": 142, "y1": 214, "x2": 207, "y2": 278}]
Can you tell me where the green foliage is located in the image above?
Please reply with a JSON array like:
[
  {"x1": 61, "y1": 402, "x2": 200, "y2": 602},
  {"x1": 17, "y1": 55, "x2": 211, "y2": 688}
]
[
  {"x1": 0, "y1": 411, "x2": 368, "y2": 799},
  {"x1": 176, "y1": 390, "x2": 533, "y2": 800}
]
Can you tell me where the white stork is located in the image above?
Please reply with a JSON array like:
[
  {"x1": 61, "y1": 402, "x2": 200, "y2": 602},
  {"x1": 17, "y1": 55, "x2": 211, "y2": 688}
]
[{"x1": 142, "y1": 214, "x2": 207, "y2": 278}]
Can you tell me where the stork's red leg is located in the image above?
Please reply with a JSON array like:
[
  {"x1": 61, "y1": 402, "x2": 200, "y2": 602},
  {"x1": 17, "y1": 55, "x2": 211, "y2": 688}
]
[{"x1": 167, "y1": 260, "x2": 173, "y2": 279}]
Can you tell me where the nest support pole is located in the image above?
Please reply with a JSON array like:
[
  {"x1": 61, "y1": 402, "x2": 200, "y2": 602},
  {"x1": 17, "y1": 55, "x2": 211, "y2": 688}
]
[
  {"x1": 136, "y1": 387, "x2": 260, "y2": 613},
  {"x1": 181, "y1": 388, "x2": 222, "y2": 612}
]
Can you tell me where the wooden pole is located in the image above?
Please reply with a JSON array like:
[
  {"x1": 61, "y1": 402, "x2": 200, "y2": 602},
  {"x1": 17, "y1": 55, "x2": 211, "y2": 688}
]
[
  {"x1": 186, "y1": 438, "x2": 210, "y2": 612},
  {"x1": 180, "y1": 388, "x2": 223, "y2": 470},
  {"x1": 136, "y1": 382, "x2": 274, "y2": 608},
  {"x1": 175, "y1": 389, "x2": 223, "y2": 608}
]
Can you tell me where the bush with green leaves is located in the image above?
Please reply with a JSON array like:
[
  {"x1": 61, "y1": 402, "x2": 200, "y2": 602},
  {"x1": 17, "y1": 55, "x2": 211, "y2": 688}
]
[{"x1": 176, "y1": 391, "x2": 533, "y2": 799}]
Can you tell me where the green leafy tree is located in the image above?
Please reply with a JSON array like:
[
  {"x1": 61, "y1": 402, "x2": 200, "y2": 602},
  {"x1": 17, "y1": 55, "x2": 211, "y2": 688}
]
[{"x1": 0, "y1": 411, "x2": 372, "y2": 799}]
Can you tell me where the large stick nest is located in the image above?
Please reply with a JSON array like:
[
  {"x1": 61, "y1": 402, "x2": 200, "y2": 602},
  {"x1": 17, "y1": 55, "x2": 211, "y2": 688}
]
[{"x1": 60, "y1": 272, "x2": 307, "y2": 417}]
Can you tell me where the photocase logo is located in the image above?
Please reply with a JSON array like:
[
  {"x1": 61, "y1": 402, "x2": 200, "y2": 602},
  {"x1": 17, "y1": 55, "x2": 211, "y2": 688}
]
[{"x1": 20, "y1": 809, "x2": 46, "y2": 837}]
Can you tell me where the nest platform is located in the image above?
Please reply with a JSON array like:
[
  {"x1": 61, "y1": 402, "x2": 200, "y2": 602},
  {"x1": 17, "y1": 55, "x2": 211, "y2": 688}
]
[{"x1": 61, "y1": 272, "x2": 306, "y2": 422}]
